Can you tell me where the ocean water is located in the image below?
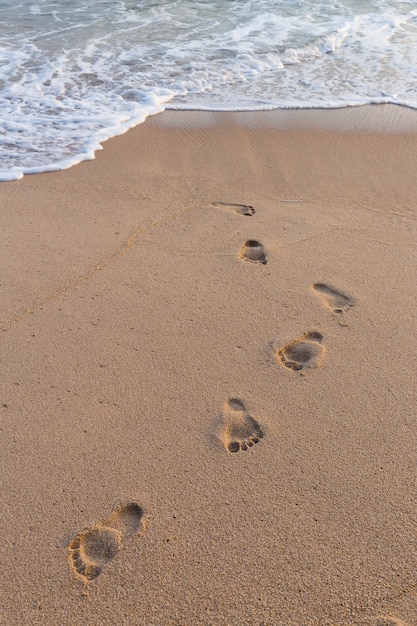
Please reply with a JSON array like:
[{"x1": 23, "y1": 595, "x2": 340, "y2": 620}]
[{"x1": 1, "y1": 0, "x2": 417, "y2": 180}]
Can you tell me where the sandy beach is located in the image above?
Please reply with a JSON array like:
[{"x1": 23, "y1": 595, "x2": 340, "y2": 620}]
[{"x1": 1, "y1": 105, "x2": 416, "y2": 625}]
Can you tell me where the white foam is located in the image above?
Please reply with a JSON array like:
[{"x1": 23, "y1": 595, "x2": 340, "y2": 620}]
[{"x1": 1, "y1": 0, "x2": 417, "y2": 180}]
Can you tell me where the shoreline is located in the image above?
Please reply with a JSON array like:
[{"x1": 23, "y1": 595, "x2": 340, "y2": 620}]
[
  {"x1": 3, "y1": 103, "x2": 417, "y2": 183},
  {"x1": 1, "y1": 105, "x2": 416, "y2": 625},
  {"x1": 163, "y1": 102, "x2": 417, "y2": 132}
]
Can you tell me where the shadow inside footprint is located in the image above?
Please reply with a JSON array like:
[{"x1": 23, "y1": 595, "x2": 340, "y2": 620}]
[
  {"x1": 374, "y1": 618, "x2": 408, "y2": 626},
  {"x1": 239, "y1": 240, "x2": 267, "y2": 264},
  {"x1": 69, "y1": 502, "x2": 144, "y2": 581},
  {"x1": 278, "y1": 331, "x2": 325, "y2": 371},
  {"x1": 212, "y1": 201, "x2": 255, "y2": 216},
  {"x1": 219, "y1": 398, "x2": 264, "y2": 453},
  {"x1": 312, "y1": 283, "x2": 353, "y2": 314}
]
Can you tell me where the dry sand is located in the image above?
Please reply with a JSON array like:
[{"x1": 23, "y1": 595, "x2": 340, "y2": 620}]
[{"x1": 1, "y1": 105, "x2": 417, "y2": 625}]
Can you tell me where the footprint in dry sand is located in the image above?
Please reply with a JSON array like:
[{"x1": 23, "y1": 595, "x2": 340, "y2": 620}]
[
  {"x1": 69, "y1": 502, "x2": 144, "y2": 581},
  {"x1": 277, "y1": 331, "x2": 325, "y2": 372},
  {"x1": 218, "y1": 398, "x2": 264, "y2": 453},
  {"x1": 212, "y1": 201, "x2": 255, "y2": 216},
  {"x1": 239, "y1": 240, "x2": 267, "y2": 264},
  {"x1": 312, "y1": 283, "x2": 353, "y2": 315}
]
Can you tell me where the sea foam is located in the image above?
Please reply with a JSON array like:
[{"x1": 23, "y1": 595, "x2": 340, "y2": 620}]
[{"x1": 1, "y1": 0, "x2": 417, "y2": 180}]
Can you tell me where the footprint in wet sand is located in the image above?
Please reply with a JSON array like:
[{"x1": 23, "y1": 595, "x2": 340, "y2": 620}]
[
  {"x1": 277, "y1": 331, "x2": 325, "y2": 372},
  {"x1": 218, "y1": 398, "x2": 264, "y2": 453},
  {"x1": 312, "y1": 283, "x2": 353, "y2": 315},
  {"x1": 239, "y1": 240, "x2": 267, "y2": 264},
  {"x1": 212, "y1": 201, "x2": 255, "y2": 216},
  {"x1": 69, "y1": 502, "x2": 144, "y2": 581}
]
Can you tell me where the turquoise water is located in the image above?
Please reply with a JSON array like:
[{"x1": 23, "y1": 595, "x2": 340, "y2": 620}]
[{"x1": 1, "y1": 0, "x2": 417, "y2": 180}]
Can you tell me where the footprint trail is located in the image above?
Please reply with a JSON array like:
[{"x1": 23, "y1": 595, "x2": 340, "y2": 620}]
[
  {"x1": 278, "y1": 331, "x2": 325, "y2": 372},
  {"x1": 69, "y1": 502, "x2": 144, "y2": 581},
  {"x1": 312, "y1": 283, "x2": 353, "y2": 314},
  {"x1": 212, "y1": 201, "x2": 255, "y2": 216},
  {"x1": 239, "y1": 240, "x2": 267, "y2": 264},
  {"x1": 218, "y1": 398, "x2": 264, "y2": 453}
]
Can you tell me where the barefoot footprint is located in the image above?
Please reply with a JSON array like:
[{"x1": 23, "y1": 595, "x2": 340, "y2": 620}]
[
  {"x1": 311, "y1": 283, "x2": 353, "y2": 314},
  {"x1": 69, "y1": 502, "x2": 144, "y2": 581},
  {"x1": 219, "y1": 398, "x2": 264, "y2": 453},
  {"x1": 374, "y1": 618, "x2": 408, "y2": 626},
  {"x1": 278, "y1": 331, "x2": 325, "y2": 371},
  {"x1": 239, "y1": 240, "x2": 267, "y2": 264},
  {"x1": 212, "y1": 201, "x2": 255, "y2": 216}
]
